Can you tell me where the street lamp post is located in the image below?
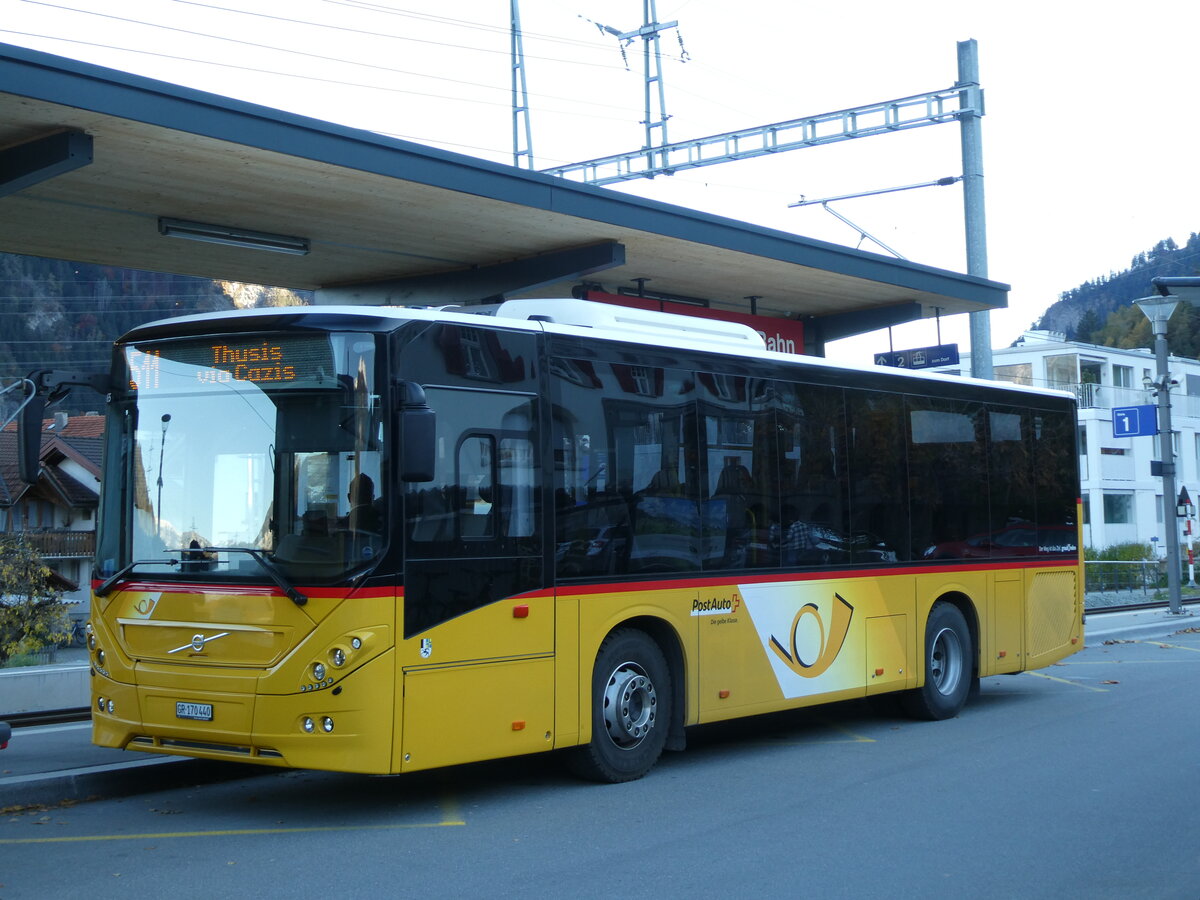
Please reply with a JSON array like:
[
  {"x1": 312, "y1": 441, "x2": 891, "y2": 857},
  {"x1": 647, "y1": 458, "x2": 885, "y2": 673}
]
[
  {"x1": 1137, "y1": 276, "x2": 1200, "y2": 614},
  {"x1": 1136, "y1": 294, "x2": 1181, "y2": 613}
]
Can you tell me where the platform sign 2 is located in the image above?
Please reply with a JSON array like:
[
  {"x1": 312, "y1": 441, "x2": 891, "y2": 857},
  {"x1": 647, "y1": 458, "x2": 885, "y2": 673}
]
[
  {"x1": 874, "y1": 343, "x2": 960, "y2": 370},
  {"x1": 1112, "y1": 405, "x2": 1158, "y2": 438}
]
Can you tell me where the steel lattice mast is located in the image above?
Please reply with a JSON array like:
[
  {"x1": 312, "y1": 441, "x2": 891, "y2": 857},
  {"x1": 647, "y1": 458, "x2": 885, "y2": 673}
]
[{"x1": 510, "y1": 0, "x2": 535, "y2": 169}]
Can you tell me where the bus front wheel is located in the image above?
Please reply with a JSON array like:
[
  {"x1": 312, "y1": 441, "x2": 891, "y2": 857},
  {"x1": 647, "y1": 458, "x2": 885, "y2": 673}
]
[
  {"x1": 902, "y1": 602, "x2": 972, "y2": 721},
  {"x1": 569, "y1": 629, "x2": 671, "y2": 783}
]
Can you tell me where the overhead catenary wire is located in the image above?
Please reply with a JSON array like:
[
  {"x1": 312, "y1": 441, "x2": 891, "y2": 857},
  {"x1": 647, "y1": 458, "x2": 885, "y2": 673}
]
[
  {"x1": 14, "y1": 0, "x2": 831, "y2": 143},
  {"x1": 14, "y1": 0, "x2": 753, "y2": 137},
  {"x1": 0, "y1": 28, "x2": 641, "y2": 125},
  {"x1": 20, "y1": 0, "x2": 646, "y2": 85},
  {"x1": 9, "y1": 0, "x2": 773, "y2": 166}
]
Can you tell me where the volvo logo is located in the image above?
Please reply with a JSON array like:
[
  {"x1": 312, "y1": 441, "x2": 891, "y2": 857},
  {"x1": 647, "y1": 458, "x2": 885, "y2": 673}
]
[{"x1": 168, "y1": 631, "x2": 230, "y2": 654}]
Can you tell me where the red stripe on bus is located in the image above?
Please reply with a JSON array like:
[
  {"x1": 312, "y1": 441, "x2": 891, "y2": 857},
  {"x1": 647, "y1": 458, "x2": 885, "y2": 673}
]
[{"x1": 555, "y1": 558, "x2": 1077, "y2": 597}]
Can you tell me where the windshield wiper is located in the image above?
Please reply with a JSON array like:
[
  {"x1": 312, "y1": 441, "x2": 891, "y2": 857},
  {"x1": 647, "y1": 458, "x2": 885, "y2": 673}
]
[
  {"x1": 203, "y1": 547, "x2": 307, "y2": 606},
  {"x1": 95, "y1": 558, "x2": 179, "y2": 597},
  {"x1": 95, "y1": 549, "x2": 307, "y2": 606}
]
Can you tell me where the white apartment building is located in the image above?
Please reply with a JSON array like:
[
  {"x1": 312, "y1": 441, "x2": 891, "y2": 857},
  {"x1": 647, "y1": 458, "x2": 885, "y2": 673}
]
[{"x1": 935, "y1": 331, "x2": 1200, "y2": 554}]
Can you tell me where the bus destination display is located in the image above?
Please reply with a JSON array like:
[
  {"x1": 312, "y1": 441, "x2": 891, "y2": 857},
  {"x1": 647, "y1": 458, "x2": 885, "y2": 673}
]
[{"x1": 127, "y1": 335, "x2": 336, "y2": 391}]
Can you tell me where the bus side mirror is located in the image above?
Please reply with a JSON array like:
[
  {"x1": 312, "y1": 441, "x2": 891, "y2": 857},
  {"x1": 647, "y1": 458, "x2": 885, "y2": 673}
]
[
  {"x1": 398, "y1": 382, "x2": 435, "y2": 483},
  {"x1": 17, "y1": 371, "x2": 49, "y2": 485},
  {"x1": 17, "y1": 369, "x2": 111, "y2": 484}
]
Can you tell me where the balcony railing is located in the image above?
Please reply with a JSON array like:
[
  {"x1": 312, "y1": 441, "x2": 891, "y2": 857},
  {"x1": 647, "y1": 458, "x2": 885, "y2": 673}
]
[
  {"x1": 1071, "y1": 382, "x2": 1149, "y2": 410},
  {"x1": 1000, "y1": 377, "x2": 1200, "y2": 419},
  {"x1": 19, "y1": 530, "x2": 96, "y2": 559}
]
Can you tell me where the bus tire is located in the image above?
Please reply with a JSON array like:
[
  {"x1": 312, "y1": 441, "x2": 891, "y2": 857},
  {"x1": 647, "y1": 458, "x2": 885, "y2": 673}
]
[
  {"x1": 902, "y1": 602, "x2": 972, "y2": 721},
  {"x1": 569, "y1": 629, "x2": 671, "y2": 783}
]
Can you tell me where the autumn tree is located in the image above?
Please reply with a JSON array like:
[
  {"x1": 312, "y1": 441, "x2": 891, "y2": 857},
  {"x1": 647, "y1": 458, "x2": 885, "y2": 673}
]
[{"x1": 0, "y1": 533, "x2": 70, "y2": 665}]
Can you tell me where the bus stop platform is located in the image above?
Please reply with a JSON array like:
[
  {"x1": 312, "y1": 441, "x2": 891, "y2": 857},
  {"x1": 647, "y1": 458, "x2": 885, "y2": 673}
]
[{"x1": 1, "y1": 605, "x2": 1196, "y2": 810}]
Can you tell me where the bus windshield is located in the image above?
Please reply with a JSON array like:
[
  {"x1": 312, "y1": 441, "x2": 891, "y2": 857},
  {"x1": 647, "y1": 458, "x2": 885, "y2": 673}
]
[{"x1": 99, "y1": 331, "x2": 384, "y2": 584}]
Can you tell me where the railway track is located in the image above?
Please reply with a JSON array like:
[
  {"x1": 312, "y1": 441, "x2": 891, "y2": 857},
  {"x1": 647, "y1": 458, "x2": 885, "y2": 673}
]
[{"x1": 1085, "y1": 597, "x2": 1200, "y2": 616}]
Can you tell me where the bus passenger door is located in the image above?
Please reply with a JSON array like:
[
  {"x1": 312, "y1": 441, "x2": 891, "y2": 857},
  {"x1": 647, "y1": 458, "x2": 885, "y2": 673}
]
[{"x1": 399, "y1": 385, "x2": 554, "y2": 772}]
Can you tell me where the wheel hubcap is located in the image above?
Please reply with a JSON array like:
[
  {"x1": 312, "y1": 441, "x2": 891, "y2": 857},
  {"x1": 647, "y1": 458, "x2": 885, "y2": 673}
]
[
  {"x1": 929, "y1": 626, "x2": 964, "y2": 696},
  {"x1": 602, "y1": 660, "x2": 657, "y2": 749}
]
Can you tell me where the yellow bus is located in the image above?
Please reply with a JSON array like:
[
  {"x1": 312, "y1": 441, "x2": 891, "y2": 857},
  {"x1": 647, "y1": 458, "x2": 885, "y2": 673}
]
[{"x1": 65, "y1": 298, "x2": 1081, "y2": 782}]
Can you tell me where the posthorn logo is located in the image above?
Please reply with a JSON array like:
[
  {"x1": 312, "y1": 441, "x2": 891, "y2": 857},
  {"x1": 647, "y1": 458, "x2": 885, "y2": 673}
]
[{"x1": 768, "y1": 593, "x2": 854, "y2": 679}]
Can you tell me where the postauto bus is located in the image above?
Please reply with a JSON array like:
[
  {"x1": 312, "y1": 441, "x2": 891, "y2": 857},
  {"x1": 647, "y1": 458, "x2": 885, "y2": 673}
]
[{"x1": 72, "y1": 298, "x2": 1081, "y2": 782}]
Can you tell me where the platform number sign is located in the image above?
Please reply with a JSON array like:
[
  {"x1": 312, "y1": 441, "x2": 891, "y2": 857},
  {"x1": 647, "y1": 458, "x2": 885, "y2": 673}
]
[{"x1": 1113, "y1": 405, "x2": 1157, "y2": 438}]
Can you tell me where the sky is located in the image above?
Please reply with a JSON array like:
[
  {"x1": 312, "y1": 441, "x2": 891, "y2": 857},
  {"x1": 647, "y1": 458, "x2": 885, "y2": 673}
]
[{"x1": 3, "y1": 0, "x2": 1200, "y2": 365}]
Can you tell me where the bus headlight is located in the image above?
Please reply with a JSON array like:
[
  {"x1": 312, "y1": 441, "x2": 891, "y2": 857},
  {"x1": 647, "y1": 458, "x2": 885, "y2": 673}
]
[
  {"x1": 321, "y1": 717, "x2": 334, "y2": 733},
  {"x1": 331, "y1": 648, "x2": 346, "y2": 667},
  {"x1": 312, "y1": 662, "x2": 326, "y2": 682},
  {"x1": 302, "y1": 717, "x2": 315, "y2": 733}
]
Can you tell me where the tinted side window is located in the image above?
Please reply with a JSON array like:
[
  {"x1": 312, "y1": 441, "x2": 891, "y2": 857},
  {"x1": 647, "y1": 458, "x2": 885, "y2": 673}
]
[
  {"x1": 614, "y1": 365, "x2": 698, "y2": 574},
  {"x1": 987, "y1": 407, "x2": 1038, "y2": 559},
  {"x1": 698, "y1": 374, "x2": 779, "y2": 570},
  {"x1": 551, "y1": 359, "x2": 699, "y2": 577},
  {"x1": 908, "y1": 397, "x2": 988, "y2": 560},
  {"x1": 777, "y1": 381, "x2": 849, "y2": 567},
  {"x1": 551, "y1": 358, "x2": 626, "y2": 579},
  {"x1": 396, "y1": 322, "x2": 538, "y2": 390},
  {"x1": 457, "y1": 435, "x2": 495, "y2": 539},
  {"x1": 406, "y1": 389, "x2": 539, "y2": 556},
  {"x1": 1033, "y1": 407, "x2": 1080, "y2": 557},
  {"x1": 846, "y1": 390, "x2": 907, "y2": 563}
]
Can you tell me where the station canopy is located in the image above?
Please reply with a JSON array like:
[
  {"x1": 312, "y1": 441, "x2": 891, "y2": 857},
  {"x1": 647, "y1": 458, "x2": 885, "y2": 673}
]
[{"x1": 0, "y1": 43, "x2": 1007, "y2": 352}]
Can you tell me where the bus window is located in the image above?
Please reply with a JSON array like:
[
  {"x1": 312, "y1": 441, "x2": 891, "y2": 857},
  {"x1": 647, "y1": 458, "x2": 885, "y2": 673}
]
[
  {"x1": 907, "y1": 397, "x2": 987, "y2": 560},
  {"x1": 406, "y1": 389, "x2": 540, "y2": 555},
  {"x1": 550, "y1": 359, "x2": 698, "y2": 576},
  {"x1": 613, "y1": 366, "x2": 698, "y2": 574},
  {"x1": 500, "y1": 436, "x2": 535, "y2": 538},
  {"x1": 551, "y1": 360, "x2": 631, "y2": 579},
  {"x1": 458, "y1": 435, "x2": 495, "y2": 539},
  {"x1": 845, "y1": 389, "x2": 907, "y2": 563},
  {"x1": 1033, "y1": 410, "x2": 1079, "y2": 556},
  {"x1": 986, "y1": 407, "x2": 1039, "y2": 559},
  {"x1": 778, "y1": 382, "x2": 849, "y2": 567},
  {"x1": 699, "y1": 374, "x2": 778, "y2": 570}
]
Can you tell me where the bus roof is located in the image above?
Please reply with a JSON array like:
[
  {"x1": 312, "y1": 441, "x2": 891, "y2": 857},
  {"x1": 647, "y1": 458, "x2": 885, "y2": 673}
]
[{"x1": 122, "y1": 301, "x2": 1074, "y2": 404}]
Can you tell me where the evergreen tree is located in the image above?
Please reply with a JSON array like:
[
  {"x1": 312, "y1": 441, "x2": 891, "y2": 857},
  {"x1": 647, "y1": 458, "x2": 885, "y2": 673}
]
[{"x1": 1074, "y1": 309, "x2": 1102, "y2": 343}]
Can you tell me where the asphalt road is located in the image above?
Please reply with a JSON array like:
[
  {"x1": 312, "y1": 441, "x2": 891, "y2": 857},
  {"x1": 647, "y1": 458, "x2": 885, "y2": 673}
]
[{"x1": 2, "y1": 621, "x2": 1199, "y2": 900}]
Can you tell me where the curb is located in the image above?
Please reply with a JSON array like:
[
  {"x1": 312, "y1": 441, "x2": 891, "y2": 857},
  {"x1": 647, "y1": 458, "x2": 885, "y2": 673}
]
[
  {"x1": 0, "y1": 756, "x2": 265, "y2": 810},
  {"x1": 1085, "y1": 608, "x2": 1199, "y2": 642}
]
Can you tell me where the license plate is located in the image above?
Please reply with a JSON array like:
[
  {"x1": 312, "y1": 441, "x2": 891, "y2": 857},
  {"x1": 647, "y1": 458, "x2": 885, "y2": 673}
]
[{"x1": 176, "y1": 701, "x2": 213, "y2": 721}]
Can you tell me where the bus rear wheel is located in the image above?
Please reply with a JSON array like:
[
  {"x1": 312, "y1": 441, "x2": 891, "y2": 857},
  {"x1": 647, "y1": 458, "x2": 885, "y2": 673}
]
[
  {"x1": 902, "y1": 602, "x2": 972, "y2": 721},
  {"x1": 569, "y1": 629, "x2": 671, "y2": 783}
]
